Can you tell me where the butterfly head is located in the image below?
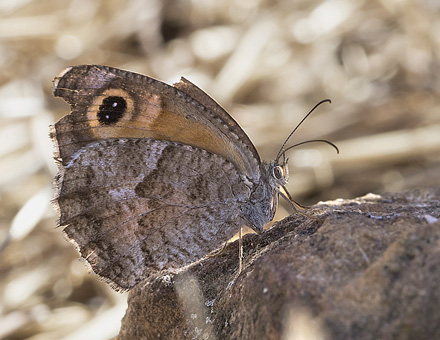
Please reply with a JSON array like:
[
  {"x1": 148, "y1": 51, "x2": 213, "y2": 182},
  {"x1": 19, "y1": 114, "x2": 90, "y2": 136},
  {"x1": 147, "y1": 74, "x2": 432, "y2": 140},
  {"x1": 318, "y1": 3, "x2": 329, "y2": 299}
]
[
  {"x1": 267, "y1": 99, "x2": 339, "y2": 215},
  {"x1": 271, "y1": 153, "x2": 289, "y2": 188}
]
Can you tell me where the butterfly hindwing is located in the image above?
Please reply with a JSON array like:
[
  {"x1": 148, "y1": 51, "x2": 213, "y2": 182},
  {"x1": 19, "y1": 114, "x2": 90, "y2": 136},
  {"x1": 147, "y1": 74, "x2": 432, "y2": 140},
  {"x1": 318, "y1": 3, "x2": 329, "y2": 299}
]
[{"x1": 55, "y1": 138, "x2": 250, "y2": 290}]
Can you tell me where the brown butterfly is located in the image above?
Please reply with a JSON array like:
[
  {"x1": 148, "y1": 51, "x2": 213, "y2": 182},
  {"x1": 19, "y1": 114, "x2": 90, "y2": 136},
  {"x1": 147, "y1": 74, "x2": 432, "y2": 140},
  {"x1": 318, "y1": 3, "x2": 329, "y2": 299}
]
[{"x1": 51, "y1": 65, "x2": 336, "y2": 290}]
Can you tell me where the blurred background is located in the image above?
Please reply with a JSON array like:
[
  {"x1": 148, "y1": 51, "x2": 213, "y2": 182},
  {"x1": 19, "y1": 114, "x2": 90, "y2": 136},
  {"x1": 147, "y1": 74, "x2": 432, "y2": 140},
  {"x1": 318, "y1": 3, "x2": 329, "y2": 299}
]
[{"x1": 0, "y1": 0, "x2": 439, "y2": 339}]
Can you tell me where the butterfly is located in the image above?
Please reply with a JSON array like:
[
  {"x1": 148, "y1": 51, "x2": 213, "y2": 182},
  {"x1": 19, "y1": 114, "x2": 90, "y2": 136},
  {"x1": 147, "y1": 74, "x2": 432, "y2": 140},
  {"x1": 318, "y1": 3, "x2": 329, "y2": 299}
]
[{"x1": 51, "y1": 65, "x2": 336, "y2": 290}]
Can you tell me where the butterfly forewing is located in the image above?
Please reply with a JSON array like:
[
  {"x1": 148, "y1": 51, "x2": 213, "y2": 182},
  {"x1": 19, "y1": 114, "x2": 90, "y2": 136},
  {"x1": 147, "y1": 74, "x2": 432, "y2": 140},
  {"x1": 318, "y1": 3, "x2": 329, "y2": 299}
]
[{"x1": 52, "y1": 65, "x2": 260, "y2": 179}]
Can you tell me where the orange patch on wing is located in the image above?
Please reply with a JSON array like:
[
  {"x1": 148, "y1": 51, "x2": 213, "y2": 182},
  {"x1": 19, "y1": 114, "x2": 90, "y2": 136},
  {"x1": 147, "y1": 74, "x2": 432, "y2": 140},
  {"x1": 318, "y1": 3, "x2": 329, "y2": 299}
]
[
  {"x1": 150, "y1": 110, "x2": 247, "y2": 173},
  {"x1": 87, "y1": 90, "x2": 164, "y2": 139},
  {"x1": 136, "y1": 93, "x2": 162, "y2": 127}
]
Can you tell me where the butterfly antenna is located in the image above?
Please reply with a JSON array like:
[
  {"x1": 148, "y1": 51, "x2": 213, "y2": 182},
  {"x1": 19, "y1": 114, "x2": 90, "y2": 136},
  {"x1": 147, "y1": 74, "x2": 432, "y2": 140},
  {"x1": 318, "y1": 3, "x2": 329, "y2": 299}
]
[
  {"x1": 276, "y1": 99, "x2": 331, "y2": 162},
  {"x1": 281, "y1": 139, "x2": 339, "y2": 156}
]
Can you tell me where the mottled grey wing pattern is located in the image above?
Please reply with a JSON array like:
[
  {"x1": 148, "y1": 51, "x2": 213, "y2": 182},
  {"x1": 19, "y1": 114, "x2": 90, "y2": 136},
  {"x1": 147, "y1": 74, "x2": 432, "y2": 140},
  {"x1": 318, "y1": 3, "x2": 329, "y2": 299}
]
[{"x1": 54, "y1": 138, "x2": 251, "y2": 290}]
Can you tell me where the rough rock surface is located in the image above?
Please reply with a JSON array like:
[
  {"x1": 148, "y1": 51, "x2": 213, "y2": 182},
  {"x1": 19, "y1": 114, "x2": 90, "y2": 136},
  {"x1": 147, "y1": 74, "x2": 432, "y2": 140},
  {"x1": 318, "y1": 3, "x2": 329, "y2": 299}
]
[{"x1": 118, "y1": 188, "x2": 440, "y2": 340}]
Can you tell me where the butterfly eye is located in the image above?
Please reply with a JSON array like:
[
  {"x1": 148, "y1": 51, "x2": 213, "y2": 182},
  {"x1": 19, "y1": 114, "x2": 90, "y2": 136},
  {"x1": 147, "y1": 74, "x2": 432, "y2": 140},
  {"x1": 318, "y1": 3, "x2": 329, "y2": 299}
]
[
  {"x1": 273, "y1": 165, "x2": 284, "y2": 180},
  {"x1": 97, "y1": 96, "x2": 127, "y2": 125}
]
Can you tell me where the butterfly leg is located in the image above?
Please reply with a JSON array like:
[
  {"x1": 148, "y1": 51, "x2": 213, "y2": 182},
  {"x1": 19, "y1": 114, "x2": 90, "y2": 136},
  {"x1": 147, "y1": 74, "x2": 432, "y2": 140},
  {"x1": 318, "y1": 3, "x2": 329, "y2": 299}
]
[
  {"x1": 278, "y1": 187, "x2": 327, "y2": 225},
  {"x1": 207, "y1": 227, "x2": 243, "y2": 274},
  {"x1": 207, "y1": 240, "x2": 229, "y2": 257},
  {"x1": 238, "y1": 227, "x2": 243, "y2": 273}
]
